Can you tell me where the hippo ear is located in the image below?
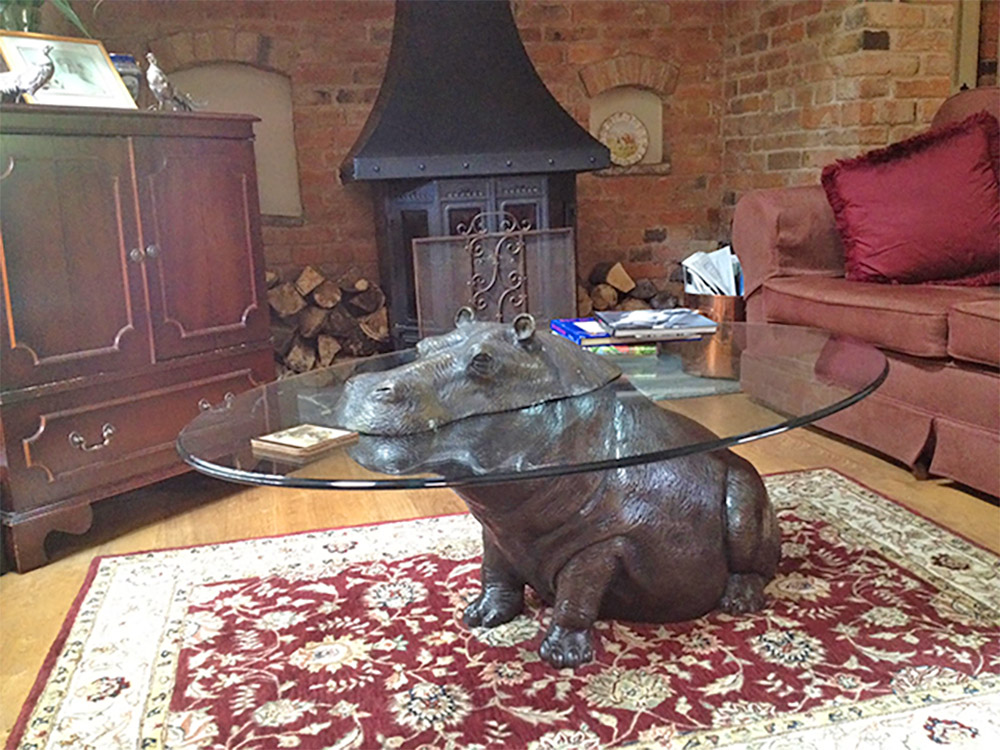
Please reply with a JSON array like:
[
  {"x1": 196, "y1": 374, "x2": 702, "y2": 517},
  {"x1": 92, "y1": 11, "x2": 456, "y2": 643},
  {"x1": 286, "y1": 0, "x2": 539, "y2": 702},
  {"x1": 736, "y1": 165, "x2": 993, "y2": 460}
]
[
  {"x1": 454, "y1": 307, "x2": 475, "y2": 327},
  {"x1": 512, "y1": 313, "x2": 536, "y2": 342}
]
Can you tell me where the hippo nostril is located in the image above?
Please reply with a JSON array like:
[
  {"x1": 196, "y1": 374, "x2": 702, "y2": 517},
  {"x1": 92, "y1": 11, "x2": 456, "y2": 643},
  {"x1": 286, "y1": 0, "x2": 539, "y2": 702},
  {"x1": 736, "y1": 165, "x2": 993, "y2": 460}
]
[{"x1": 372, "y1": 382, "x2": 401, "y2": 403}]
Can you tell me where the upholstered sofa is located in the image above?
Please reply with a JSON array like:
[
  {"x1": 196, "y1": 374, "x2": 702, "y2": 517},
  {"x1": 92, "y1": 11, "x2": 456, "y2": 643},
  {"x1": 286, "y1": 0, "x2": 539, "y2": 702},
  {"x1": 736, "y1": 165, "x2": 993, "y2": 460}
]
[{"x1": 733, "y1": 87, "x2": 999, "y2": 498}]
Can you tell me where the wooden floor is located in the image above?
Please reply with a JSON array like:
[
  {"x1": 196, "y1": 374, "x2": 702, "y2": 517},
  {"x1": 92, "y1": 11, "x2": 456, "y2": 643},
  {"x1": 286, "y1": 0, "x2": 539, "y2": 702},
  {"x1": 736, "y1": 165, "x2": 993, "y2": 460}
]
[{"x1": 2, "y1": 394, "x2": 998, "y2": 745}]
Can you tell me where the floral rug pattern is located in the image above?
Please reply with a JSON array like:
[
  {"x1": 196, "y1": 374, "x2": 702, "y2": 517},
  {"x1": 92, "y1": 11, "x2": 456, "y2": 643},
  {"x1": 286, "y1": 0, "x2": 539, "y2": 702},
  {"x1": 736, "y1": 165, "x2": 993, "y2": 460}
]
[{"x1": 9, "y1": 469, "x2": 1000, "y2": 750}]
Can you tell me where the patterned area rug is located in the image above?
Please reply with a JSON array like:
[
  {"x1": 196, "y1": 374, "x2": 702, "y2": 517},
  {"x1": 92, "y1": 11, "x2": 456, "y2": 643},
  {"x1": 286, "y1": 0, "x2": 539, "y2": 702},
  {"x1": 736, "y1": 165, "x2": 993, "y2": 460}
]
[{"x1": 8, "y1": 469, "x2": 999, "y2": 750}]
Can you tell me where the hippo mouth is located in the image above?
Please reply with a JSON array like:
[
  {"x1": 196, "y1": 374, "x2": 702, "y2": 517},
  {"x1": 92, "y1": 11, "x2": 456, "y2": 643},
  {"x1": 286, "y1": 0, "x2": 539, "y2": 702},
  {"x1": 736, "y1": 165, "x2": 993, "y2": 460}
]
[{"x1": 334, "y1": 371, "x2": 451, "y2": 436}]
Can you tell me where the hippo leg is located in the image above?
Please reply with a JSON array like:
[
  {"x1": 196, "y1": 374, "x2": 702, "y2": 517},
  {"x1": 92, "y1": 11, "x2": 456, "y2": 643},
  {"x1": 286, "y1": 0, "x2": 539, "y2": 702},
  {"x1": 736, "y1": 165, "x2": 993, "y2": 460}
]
[
  {"x1": 464, "y1": 532, "x2": 525, "y2": 628},
  {"x1": 539, "y1": 539, "x2": 620, "y2": 668},
  {"x1": 720, "y1": 460, "x2": 780, "y2": 615},
  {"x1": 720, "y1": 574, "x2": 769, "y2": 613}
]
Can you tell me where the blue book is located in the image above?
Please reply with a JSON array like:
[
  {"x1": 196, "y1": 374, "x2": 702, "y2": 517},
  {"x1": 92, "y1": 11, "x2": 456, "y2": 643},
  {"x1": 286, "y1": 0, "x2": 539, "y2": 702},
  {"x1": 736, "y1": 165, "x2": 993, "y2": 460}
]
[{"x1": 549, "y1": 318, "x2": 615, "y2": 345}]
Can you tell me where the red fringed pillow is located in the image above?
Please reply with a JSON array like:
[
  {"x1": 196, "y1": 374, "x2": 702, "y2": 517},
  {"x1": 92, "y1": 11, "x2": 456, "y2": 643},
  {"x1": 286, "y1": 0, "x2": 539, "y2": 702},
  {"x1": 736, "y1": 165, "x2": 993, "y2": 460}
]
[{"x1": 821, "y1": 111, "x2": 1000, "y2": 286}]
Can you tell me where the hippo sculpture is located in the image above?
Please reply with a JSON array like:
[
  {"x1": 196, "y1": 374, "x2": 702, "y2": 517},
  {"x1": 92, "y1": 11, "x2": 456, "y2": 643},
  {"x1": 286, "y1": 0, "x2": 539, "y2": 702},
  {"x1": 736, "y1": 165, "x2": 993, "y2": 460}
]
[
  {"x1": 336, "y1": 308, "x2": 621, "y2": 435},
  {"x1": 336, "y1": 311, "x2": 780, "y2": 668}
]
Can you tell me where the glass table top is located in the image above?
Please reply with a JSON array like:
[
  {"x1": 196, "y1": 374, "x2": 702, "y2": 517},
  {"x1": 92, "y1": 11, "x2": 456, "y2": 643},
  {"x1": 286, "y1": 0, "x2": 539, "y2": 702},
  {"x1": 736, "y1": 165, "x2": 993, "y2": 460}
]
[{"x1": 177, "y1": 323, "x2": 887, "y2": 490}]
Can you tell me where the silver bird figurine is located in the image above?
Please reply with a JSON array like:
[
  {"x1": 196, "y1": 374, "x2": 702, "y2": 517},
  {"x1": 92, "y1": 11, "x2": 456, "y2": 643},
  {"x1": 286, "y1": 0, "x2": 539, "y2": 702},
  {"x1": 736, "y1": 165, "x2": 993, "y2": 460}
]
[
  {"x1": 0, "y1": 44, "x2": 55, "y2": 103},
  {"x1": 145, "y1": 52, "x2": 198, "y2": 111}
]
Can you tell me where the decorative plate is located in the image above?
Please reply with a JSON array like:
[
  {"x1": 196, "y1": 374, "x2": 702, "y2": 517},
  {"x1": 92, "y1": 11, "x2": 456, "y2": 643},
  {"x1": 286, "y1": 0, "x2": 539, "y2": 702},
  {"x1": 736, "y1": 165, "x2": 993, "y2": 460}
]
[{"x1": 598, "y1": 111, "x2": 649, "y2": 166}]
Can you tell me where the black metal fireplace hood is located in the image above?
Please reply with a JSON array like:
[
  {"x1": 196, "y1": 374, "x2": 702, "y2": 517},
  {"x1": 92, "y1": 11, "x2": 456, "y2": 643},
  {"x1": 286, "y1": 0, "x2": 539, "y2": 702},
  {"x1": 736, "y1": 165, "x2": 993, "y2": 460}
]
[{"x1": 340, "y1": 0, "x2": 610, "y2": 182}]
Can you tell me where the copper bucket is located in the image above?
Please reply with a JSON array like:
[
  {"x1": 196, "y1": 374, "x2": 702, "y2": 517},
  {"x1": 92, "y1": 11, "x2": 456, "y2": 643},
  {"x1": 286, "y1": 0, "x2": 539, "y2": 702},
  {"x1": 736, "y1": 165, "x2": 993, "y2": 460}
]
[{"x1": 679, "y1": 293, "x2": 746, "y2": 379}]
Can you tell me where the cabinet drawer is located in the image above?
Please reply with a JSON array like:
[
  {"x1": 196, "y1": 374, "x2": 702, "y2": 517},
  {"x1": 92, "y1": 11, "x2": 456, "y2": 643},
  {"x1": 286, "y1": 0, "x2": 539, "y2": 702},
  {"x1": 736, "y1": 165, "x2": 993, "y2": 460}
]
[{"x1": 2, "y1": 363, "x2": 267, "y2": 514}]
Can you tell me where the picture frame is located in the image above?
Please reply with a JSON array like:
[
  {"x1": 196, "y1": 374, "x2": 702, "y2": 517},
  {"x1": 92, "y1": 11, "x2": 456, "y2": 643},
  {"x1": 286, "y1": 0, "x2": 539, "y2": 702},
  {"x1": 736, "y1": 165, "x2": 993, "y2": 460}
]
[{"x1": 0, "y1": 30, "x2": 136, "y2": 109}]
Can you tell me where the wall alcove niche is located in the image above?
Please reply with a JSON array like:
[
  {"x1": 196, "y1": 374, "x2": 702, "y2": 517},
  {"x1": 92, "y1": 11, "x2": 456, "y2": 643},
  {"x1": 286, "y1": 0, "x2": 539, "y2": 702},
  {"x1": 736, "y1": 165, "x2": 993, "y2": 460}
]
[
  {"x1": 579, "y1": 54, "x2": 679, "y2": 177},
  {"x1": 171, "y1": 63, "x2": 303, "y2": 219}
]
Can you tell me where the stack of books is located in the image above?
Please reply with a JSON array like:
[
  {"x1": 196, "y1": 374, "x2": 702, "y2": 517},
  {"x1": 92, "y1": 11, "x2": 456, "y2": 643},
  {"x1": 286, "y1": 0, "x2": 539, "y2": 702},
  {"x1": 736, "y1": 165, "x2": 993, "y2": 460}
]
[
  {"x1": 550, "y1": 309, "x2": 717, "y2": 347},
  {"x1": 250, "y1": 424, "x2": 358, "y2": 463}
]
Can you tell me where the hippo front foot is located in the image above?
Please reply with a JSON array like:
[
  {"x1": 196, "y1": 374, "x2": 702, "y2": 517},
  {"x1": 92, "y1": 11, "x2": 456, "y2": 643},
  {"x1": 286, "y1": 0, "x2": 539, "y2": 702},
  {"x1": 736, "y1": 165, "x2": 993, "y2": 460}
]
[
  {"x1": 539, "y1": 624, "x2": 593, "y2": 668},
  {"x1": 720, "y1": 572, "x2": 768, "y2": 614},
  {"x1": 463, "y1": 586, "x2": 524, "y2": 628}
]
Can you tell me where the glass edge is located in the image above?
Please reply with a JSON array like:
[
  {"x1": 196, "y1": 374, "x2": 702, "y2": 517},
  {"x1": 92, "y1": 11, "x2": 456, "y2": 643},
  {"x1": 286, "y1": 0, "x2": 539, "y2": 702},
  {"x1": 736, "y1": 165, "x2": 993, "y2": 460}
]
[{"x1": 175, "y1": 358, "x2": 889, "y2": 491}]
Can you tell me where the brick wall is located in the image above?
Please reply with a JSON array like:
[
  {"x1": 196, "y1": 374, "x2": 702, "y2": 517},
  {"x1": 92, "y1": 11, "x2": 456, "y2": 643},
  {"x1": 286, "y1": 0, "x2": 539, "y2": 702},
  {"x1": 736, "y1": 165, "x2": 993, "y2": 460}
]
[
  {"x1": 513, "y1": 0, "x2": 727, "y2": 284},
  {"x1": 720, "y1": 0, "x2": 961, "y2": 229},
  {"x1": 63, "y1": 0, "x2": 726, "y2": 288},
  {"x1": 58, "y1": 0, "x2": 965, "y2": 290}
]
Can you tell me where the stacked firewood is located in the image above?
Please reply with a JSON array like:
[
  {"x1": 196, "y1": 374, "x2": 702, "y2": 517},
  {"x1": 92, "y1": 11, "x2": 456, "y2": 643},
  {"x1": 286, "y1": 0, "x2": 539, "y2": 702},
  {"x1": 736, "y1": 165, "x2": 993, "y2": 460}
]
[
  {"x1": 266, "y1": 266, "x2": 391, "y2": 376},
  {"x1": 577, "y1": 261, "x2": 679, "y2": 316}
]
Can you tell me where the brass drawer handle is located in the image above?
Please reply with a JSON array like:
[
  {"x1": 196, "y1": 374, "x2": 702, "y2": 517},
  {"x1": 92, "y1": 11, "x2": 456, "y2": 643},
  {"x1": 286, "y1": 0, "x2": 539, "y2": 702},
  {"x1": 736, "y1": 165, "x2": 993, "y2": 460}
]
[
  {"x1": 198, "y1": 392, "x2": 235, "y2": 412},
  {"x1": 69, "y1": 423, "x2": 116, "y2": 452}
]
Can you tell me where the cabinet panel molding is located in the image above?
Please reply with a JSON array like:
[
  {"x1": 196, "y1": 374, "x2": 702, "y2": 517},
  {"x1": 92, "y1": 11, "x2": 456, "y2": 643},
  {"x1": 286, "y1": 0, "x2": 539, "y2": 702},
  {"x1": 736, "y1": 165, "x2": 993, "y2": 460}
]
[
  {"x1": 136, "y1": 138, "x2": 269, "y2": 360},
  {"x1": 0, "y1": 135, "x2": 150, "y2": 388}
]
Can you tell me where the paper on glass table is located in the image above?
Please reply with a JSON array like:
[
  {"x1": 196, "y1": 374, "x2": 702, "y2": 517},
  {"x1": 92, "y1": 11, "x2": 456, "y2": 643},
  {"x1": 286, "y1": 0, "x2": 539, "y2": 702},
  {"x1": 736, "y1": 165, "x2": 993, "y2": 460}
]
[{"x1": 250, "y1": 424, "x2": 358, "y2": 459}]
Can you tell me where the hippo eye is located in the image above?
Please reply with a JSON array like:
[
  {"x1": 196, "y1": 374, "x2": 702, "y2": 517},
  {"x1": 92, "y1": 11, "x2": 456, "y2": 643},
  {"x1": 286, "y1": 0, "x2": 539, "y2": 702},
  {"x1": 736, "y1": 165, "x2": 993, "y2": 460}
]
[{"x1": 467, "y1": 351, "x2": 496, "y2": 378}]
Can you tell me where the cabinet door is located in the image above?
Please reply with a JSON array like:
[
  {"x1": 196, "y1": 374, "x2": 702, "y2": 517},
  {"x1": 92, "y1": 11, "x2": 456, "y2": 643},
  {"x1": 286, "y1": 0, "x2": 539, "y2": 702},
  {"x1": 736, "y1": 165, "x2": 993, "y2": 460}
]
[
  {"x1": 133, "y1": 137, "x2": 269, "y2": 360},
  {"x1": 0, "y1": 135, "x2": 150, "y2": 389}
]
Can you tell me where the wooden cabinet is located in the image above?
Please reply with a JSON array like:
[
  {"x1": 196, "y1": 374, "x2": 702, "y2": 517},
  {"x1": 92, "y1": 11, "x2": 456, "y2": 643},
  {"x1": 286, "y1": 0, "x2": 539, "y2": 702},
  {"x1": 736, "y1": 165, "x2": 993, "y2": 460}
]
[{"x1": 0, "y1": 106, "x2": 275, "y2": 572}]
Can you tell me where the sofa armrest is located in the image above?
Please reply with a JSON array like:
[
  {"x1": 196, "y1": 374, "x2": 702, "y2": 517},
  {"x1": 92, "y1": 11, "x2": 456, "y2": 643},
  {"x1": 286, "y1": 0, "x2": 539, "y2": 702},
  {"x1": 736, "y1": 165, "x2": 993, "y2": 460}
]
[
  {"x1": 733, "y1": 185, "x2": 845, "y2": 307},
  {"x1": 931, "y1": 86, "x2": 999, "y2": 130}
]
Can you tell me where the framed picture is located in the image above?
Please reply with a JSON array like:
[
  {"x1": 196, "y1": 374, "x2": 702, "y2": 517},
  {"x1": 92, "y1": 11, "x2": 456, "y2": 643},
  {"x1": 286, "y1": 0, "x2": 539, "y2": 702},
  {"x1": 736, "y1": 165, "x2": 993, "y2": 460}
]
[{"x1": 0, "y1": 30, "x2": 136, "y2": 109}]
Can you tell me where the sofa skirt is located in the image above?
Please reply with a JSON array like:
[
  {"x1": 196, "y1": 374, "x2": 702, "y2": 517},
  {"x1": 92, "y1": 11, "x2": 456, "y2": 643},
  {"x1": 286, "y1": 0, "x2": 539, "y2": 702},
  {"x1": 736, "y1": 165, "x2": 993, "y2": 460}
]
[{"x1": 740, "y1": 347, "x2": 999, "y2": 498}]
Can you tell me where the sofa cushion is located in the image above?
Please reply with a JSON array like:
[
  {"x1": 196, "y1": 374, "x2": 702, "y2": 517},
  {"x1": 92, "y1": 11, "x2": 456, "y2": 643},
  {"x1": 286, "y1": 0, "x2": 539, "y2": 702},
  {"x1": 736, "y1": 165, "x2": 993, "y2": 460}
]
[
  {"x1": 762, "y1": 276, "x2": 1000, "y2": 357},
  {"x1": 821, "y1": 111, "x2": 1000, "y2": 286},
  {"x1": 948, "y1": 299, "x2": 1000, "y2": 368}
]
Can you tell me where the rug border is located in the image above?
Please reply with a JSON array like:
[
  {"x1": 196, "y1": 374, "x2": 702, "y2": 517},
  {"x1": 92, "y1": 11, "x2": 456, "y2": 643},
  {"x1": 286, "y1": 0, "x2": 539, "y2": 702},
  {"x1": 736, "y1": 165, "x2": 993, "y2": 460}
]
[
  {"x1": 771, "y1": 466, "x2": 998, "y2": 554},
  {"x1": 5, "y1": 553, "x2": 102, "y2": 750},
  {"x1": 5, "y1": 467, "x2": 995, "y2": 750}
]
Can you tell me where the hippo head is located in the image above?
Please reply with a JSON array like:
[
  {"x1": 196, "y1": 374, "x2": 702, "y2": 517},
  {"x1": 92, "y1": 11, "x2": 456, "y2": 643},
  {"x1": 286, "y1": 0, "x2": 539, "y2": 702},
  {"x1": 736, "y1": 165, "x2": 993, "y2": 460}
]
[{"x1": 334, "y1": 310, "x2": 621, "y2": 435}]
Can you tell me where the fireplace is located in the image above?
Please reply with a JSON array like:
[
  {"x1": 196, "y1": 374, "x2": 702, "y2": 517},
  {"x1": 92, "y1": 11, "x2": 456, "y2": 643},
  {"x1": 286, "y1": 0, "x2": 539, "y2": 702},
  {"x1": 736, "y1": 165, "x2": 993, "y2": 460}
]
[{"x1": 341, "y1": 0, "x2": 609, "y2": 345}]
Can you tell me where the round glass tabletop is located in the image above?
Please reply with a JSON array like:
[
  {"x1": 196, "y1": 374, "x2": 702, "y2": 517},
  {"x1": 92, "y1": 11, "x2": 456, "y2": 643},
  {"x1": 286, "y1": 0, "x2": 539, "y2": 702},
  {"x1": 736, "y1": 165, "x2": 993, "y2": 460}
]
[{"x1": 177, "y1": 323, "x2": 887, "y2": 490}]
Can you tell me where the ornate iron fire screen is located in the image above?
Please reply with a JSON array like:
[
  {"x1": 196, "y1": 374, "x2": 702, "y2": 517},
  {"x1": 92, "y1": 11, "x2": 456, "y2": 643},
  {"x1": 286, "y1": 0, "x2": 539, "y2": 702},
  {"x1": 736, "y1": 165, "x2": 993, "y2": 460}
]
[{"x1": 412, "y1": 213, "x2": 576, "y2": 336}]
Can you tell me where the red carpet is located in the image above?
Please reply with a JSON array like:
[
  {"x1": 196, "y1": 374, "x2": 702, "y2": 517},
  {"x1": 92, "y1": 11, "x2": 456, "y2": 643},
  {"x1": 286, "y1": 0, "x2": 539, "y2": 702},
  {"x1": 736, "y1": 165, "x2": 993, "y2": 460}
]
[{"x1": 8, "y1": 469, "x2": 999, "y2": 749}]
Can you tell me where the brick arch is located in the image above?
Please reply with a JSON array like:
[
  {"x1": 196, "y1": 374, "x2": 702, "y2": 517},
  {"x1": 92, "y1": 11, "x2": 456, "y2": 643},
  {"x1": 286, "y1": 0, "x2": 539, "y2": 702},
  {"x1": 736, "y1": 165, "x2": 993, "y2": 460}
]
[
  {"x1": 578, "y1": 54, "x2": 679, "y2": 99},
  {"x1": 147, "y1": 30, "x2": 298, "y2": 75}
]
